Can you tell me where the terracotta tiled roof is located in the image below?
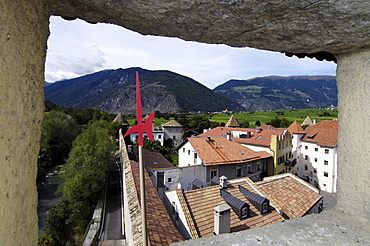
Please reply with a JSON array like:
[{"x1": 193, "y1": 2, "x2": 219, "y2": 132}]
[
  {"x1": 301, "y1": 120, "x2": 338, "y2": 147},
  {"x1": 232, "y1": 129, "x2": 286, "y2": 147},
  {"x1": 175, "y1": 189, "x2": 200, "y2": 239},
  {"x1": 225, "y1": 115, "x2": 239, "y2": 127},
  {"x1": 301, "y1": 116, "x2": 313, "y2": 126},
  {"x1": 127, "y1": 161, "x2": 184, "y2": 245},
  {"x1": 255, "y1": 173, "x2": 322, "y2": 219},
  {"x1": 198, "y1": 126, "x2": 287, "y2": 148},
  {"x1": 131, "y1": 148, "x2": 176, "y2": 169},
  {"x1": 181, "y1": 179, "x2": 285, "y2": 238},
  {"x1": 162, "y1": 120, "x2": 183, "y2": 127},
  {"x1": 287, "y1": 121, "x2": 306, "y2": 134},
  {"x1": 188, "y1": 137, "x2": 271, "y2": 166},
  {"x1": 198, "y1": 127, "x2": 237, "y2": 137},
  {"x1": 112, "y1": 112, "x2": 129, "y2": 125}
]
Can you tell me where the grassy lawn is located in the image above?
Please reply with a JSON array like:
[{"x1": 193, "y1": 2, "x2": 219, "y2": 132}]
[
  {"x1": 209, "y1": 108, "x2": 338, "y2": 126},
  {"x1": 125, "y1": 108, "x2": 338, "y2": 127}
]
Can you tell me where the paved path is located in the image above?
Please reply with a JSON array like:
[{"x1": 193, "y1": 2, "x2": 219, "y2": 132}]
[
  {"x1": 98, "y1": 240, "x2": 126, "y2": 246},
  {"x1": 98, "y1": 163, "x2": 125, "y2": 243}
]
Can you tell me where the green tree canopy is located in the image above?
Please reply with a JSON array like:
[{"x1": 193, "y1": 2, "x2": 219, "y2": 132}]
[
  {"x1": 43, "y1": 120, "x2": 116, "y2": 243},
  {"x1": 188, "y1": 115, "x2": 211, "y2": 135},
  {"x1": 37, "y1": 111, "x2": 80, "y2": 184}
]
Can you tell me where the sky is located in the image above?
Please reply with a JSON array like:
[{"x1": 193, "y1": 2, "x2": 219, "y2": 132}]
[{"x1": 45, "y1": 16, "x2": 337, "y2": 89}]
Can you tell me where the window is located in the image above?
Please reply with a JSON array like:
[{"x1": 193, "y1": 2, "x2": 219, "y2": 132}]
[
  {"x1": 325, "y1": 149, "x2": 329, "y2": 154},
  {"x1": 168, "y1": 178, "x2": 172, "y2": 183},
  {"x1": 188, "y1": 150, "x2": 190, "y2": 155},
  {"x1": 173, "y1": 136, "x2": 176, "y2": 140},
  {"x1": 262, "y1": 203, "x2": 268, "y2": 213},
  {"x1": 278, "y1": 143, "x2": 281, "y2": 149},
  {"x1": 194, "y1": 153, "x2": 197, "y2": 164},
  {"x1": 210, "y1": 168, "x2": 218, "y2": 179},
  {"x1": 183, "y1": 148, "x2": 185, "y2": 153},
  {"x1": 305, "y1": 146, "x2": 308, "y2": 150},
  {"x1": 236, "y1": 166, "x2": 242, "y2": 177},
  {"x1": 324, "y1": 172, "x2": 329, "y2": 177},
  {"x1": 314, "y1": 168, "x2": 317, "y2": 173},
  {"x1": 257, "y1": 163, "x2": 260, "y2": 171},
  {"x1": 314, "y1": 158, "x2": 317, "y2": 162},
  {"x1": 305, "y1": 155, "x2": 308, "y2": 160},
  {"x1": 305, "y1": 165, "x2": 308, "y2": 170},
  {"x1": 324, "y1": 160, "x2": 328, "y2": 165},
  {"x1": 241, "y1": 206, "x2": 249, "y2": 219},
  {"x1": 247, "y1": 165, "x2": 252, "y2": 173},
  {"x1": 158, "y1": 135, "x2": 162, "y2": 139},
  {"x1": 315, "y1": 148, "x2": 318, "y2": 152},
  {"x1": 157, "y1": 172, "x2": 164, "y2": 188}
]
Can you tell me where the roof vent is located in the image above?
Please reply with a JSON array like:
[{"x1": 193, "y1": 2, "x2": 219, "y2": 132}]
[
  {"x1": 220, "y1": 189, "x2": 249, "y2": 220},
  {"x1": 214, "y1": 203, "x2": 231, "y2": 235},
  {"x1": 219, "y1": 175, "x2": 228, "y2": 189},
  {"x1": 256, "y1": 128, "x2": 262, "y2": 133},
  {"x1": 239, "y1": 185, "x2": 270, "y2": 214}
]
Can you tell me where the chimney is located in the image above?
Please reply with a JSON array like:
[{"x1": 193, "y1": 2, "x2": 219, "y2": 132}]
[
  {"x1": 226, "y1": 132, "x2": 231, "y2": 141},
  {"x1": 214, "y1": 204, "x2": 231, "y2": 235},
  {"x1": 219, "y1": 175, "x2": 228, "y2": 189}
]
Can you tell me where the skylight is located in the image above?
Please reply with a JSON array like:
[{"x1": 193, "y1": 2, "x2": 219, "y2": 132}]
[{"x1": 256, "y1": 136, "x2": 262, "y2": 140}]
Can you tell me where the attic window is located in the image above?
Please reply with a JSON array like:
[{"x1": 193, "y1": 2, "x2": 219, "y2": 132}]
[{"x1": 256, "y1": 136, "x2": 262, "y2": 140}]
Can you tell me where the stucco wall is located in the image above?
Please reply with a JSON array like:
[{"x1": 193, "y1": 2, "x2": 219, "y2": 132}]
[
  {"x1": 0, "y1": 1, "x2": 49, "y2": 245},
  {"x1": 336, "y1": 49, "x2": 370, "y2": 222}
]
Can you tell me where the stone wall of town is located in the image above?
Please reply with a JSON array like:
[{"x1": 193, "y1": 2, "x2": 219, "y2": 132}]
[{"x1": 0, "y1": 1, "x2": 49, "y2": 245}]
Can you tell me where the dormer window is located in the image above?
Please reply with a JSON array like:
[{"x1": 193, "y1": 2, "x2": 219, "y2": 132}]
[
  {"x1": 241, "y1": 207, "x2": 249, "y2": 219},
  {"x1": 262, "y1": 203, "x2": 268, "y2": 213}
]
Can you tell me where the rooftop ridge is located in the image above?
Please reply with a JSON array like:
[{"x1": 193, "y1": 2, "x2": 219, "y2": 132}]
[{"x1": 176, "y1": 189, "x2": 200, "y2": 239}]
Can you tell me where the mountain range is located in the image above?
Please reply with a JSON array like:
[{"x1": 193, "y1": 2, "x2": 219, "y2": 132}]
[
  {"x1": 44, "y1": 68, "x2": 242, "y2": 114},
  {"x1": 214, "y1": 76, "x2": 337, "y2": 111},
  {"x1": 45, "y1": 68, "x2": 337, "y2": 114}
]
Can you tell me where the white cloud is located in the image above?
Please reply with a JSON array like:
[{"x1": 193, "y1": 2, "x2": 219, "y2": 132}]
[{"x1": 45, "y1": 16, "x2": 337, "y2": 88}]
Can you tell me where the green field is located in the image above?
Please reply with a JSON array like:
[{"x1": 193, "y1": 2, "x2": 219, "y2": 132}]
[
  {"x1": 208, "y1": 108, "x2": 338, "y2": 126},
  {"x1": 126, "y1": 108, "x2": 338, "y2": 127}
]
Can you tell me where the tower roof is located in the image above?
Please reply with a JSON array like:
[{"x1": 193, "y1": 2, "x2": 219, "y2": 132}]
[
  {"x1": 112, "y1": 112, "x2": 129, "y2": 125},
  {"x1": 226, "y1": 115, "x2": 239, "y2": 127},
  {"x1": 287, "y1": 121, "x2": 306, "y2": 134},
  {"x1": 301, "y1": 116, "x2": 313, "y2": 126}
]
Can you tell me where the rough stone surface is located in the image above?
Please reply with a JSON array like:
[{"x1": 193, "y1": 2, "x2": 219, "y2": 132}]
[
  {"x1": 49, "y1": 0, "x2": 370, "y2": 54},
  {"x1": 0, "y1": 1, "x2": 49, "y2": 245},
  {"x1": 1, "y1": 0, "x2": 370, "y2": 245},
  {"x1": 336, "y1": 49, "x2": 370, "y2": 223},
  {"x1": 172, "y1": 208, "x2": 370, "y2": 245}
]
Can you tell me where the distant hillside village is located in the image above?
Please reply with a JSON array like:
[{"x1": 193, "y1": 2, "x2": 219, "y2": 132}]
[{"x1": 115, "y1": 114, "x2": 338, "y2": 245}]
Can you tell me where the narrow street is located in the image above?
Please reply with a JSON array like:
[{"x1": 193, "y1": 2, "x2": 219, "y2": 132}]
[{"x1": 98, "y1": 162, "x2": 126, "y2": 245}]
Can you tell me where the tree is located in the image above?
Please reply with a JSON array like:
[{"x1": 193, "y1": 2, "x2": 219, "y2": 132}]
[
  {"x1": 42, "y1": 120, "x2": 116, "y2": 241},
  {"x1": 280, "y1": 118, "x2": 293, "y2": 127},
  {"x1": 266, "y1": 118, "x2": 282, "y2": 127},
  {"x1": 255, "y1": 120, "x2": 261, "y2": 127},
  {"x1": 188, "y1": 115, "x2": 211, "y2": 135},
  {"x1": 37, "y1": 111, "x2": 80, "y2": 184},
  {"x1": 239, "y1": 121, "x2": 250, "y2": 128}
]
